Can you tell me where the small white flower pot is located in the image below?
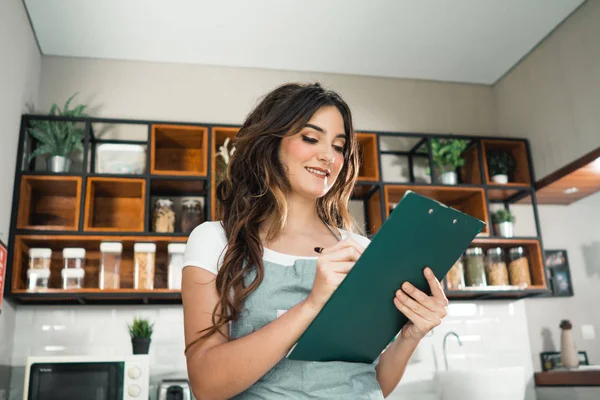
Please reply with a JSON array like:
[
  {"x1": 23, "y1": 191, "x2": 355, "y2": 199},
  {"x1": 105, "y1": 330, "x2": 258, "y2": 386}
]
[
  {"x1": 495, "y1": 222, "x2": 514, "y2": 238},
  {"x1": 492, "y1": 174, "x2": 509, "y2": 184}
]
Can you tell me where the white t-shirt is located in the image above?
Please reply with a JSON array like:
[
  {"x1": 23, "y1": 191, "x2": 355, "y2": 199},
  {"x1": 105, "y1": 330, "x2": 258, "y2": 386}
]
[{"x1": 183, "y1": 221, "x2": 371, "y2": 274}]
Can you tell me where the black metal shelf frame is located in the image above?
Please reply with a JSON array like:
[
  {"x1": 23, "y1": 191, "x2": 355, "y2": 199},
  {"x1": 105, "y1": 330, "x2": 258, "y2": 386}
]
[{"x1": 6, "y1": 114, "x2": 546, "y2": 304}]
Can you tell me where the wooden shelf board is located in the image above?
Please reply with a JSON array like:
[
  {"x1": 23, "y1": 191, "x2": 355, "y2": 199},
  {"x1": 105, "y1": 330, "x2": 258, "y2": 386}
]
[
  {"x1": 151, "y1": 124, "x2": 208, "y2": 176},
  {"x1": 535, "y1": 370, "x2": 600, "y2": 387}
]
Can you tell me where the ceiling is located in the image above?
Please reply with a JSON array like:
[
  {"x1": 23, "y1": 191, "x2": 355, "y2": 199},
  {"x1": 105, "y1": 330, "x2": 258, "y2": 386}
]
[{"x1": 24, "y1": 0, "x2": 585, "y2": 84}]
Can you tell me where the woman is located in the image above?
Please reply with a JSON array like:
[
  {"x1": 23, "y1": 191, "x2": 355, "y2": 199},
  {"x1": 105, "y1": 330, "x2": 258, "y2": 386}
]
[{"x1": 182, "y1": 83, "x2": 448, "y2": 399}]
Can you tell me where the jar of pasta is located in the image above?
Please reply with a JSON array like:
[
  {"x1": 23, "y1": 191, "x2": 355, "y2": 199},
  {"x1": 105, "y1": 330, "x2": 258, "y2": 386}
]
[
  {"x1": 485, "y1": 247, "x2": 509, "y2": 286},
  {"x1": 134, "y1": 243, "x2": 156, "y2": 290},
  {"x1": 100, "y1": 242, "x2": 122, "y2": 289},
  {"x1": 446, "y1": 255, "x2": 465, "y2": 290},
  {"x1": 464, "y1": 247, "x2": 486, "y2": 287},
  {"x1": 508, "y1": 247, "x2": 532, "y2": 288},
  {"x1": 152, "y1": 199, "x2": 175, "y2": 233}
]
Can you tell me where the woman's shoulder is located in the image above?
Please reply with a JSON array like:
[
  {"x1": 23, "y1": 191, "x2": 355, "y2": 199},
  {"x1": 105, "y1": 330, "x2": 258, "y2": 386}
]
[{"x1": 183, "y1": 221, "x2": 228, "y2": 274}]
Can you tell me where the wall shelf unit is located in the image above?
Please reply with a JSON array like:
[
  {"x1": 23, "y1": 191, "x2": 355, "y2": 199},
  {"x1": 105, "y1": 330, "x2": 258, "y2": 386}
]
[{"x1": 5, "y1": 114, "x2": 548, "y2": 305}]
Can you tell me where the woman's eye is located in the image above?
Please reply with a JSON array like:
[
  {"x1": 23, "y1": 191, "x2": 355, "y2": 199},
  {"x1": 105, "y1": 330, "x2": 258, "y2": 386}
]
[
  {"x1": 333, "y1": 145, "x2": 345, "y2": 154},
  {"x1": 301, "y1": 135, "x2": 318, "y2": 144}
]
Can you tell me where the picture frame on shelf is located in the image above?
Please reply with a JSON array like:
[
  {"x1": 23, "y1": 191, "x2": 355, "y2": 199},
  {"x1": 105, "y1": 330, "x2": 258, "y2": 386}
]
[
  {"x1": 544, "y1": 249, "x2": 574, "y2": 297},
  {"x1": 540, "y1": 351, "x2": 589, "y2": 371}
]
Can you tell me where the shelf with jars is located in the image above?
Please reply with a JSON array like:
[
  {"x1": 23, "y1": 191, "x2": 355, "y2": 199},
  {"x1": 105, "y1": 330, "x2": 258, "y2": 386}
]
[{"x1": 6, "y1": 114, "x2": 548, "y2": 304}]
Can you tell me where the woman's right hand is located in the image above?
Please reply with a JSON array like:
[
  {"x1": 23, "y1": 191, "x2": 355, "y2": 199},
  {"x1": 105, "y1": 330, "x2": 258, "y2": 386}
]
[{"x1": 305, "y1": 238, "x2": 366, "y2": 311}]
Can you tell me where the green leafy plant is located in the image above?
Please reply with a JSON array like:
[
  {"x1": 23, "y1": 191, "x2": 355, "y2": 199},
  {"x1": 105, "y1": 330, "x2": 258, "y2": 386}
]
[
  {"x1": 487, "y1": 150, "x2": 516, "y2": 177},
  {"x1": 431, "y1": 139, "x2": 468, "y2": 172},
  {"x1": 27, "y1": 93, "x2": 88, "y2": 162},
  {"x1": 492, "y1": 209, "x2": 516, "y2": 224},
  {"x1": 128, "y1": 317, "x2": 154, "y2": 339}
]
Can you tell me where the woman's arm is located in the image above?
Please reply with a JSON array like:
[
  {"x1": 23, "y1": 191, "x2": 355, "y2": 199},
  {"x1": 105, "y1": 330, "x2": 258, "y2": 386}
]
[
  {"x1": 183, "y1": 266, "x2": 319, "y2": 400},
  {"x1": 375, "y1": 268, "x2": 449, "y2": 398},
  {"x1": 375, "y1": 336, "x2": 420, "y2": 397}
]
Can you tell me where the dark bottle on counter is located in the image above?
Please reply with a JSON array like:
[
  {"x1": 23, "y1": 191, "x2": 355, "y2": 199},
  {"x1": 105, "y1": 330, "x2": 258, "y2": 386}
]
[{"x1": 181, "y1": 198, "x2": 203, "y2": 233}]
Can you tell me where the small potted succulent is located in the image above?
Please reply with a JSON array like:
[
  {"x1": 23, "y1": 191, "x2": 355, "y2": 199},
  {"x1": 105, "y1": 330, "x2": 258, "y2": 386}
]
[
  {"x1": 430, "y1": 138, "x2": 468, "y2": 185},
  {"x1": 487, "y1": 150, "x2": 516, "y2": 184},
  {"x1": 27, "y1": 93, "x2": 88, "y2": 173},
  {"x1": 492, "y1": 209, "x2": 516, "y2": 238},
  {"x1": 128, "y1": 317, "x2": 154, "y2": 355}
]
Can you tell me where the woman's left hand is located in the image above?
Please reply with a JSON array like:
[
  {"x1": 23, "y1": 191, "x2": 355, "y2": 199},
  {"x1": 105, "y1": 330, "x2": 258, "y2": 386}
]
[{"x1": 394, "y1": 267, "x2": 449, "y2": 343}]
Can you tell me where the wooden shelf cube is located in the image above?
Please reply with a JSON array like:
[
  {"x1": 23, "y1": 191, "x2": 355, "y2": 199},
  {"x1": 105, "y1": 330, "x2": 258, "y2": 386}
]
[
  {"x1": 11, "y1": 235, "x2": 186, "y2": 292},
  {"x1": 483, "y1": 139, "x2": 531, "y2": 185},
  {"x1": 357, "y1": 133, "x2": 379, "y2": 181},
  {"x1": 17, "y1": 176, "x2": 82, "y2": 231},
  {"x1": 470, "y1": 238, "x2": 547, "y2": 288},
  {"x1": 84, "y1": 177, "x2": 146, "y2": 232},
  {"x1": 211, "y1": 127, "x2": 239, "y2": 220},
  {"x1": 151, "y1": 125, "x2": 208, "y2": 176},
  {"x1": 384, "y1": 185, "x2": 490, "y2": 235}
]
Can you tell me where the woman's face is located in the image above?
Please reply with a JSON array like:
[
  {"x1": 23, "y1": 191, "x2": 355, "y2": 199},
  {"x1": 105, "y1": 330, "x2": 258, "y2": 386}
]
[{"x1": 279, "y1": 105, "x2": 347, "y2": 199}]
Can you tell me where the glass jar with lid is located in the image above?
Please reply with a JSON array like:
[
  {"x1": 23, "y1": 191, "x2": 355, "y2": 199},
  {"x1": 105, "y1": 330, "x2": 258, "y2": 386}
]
[
  {"x1": 27, "y1": 268, "x2": 51, "y2": 291},
  {"x1": 464, "y1": 247, "x2": 486, "y2": 287},
  {"x1": 100, "y1": 242, "x2": 122, "y2": 289},
  {"x1": 485, "y1": 247, "x2": 509, "y2": 286},
  {"x1": 508, "y1": 247, "x2": 532, "y2": 288},
  {"x1": 29, "y1": 248, "x2": 52, "y2": 270},
  {"x1": 446, "y1": 255, "x2": 465, "y2": 290},
  {"x1": 63, "y1": 248, "x2": 86, "y2": 269},
  {"x1": 134, "y1": 242, "x2": 156, "y2": 290},
  {"x1": 167, "y1": 243, "x2": 187, "y2": 290},
  {"x1": 152, "y1": 199, "x2": 175, "y2": 233},
  {"x1": 180, "y1": 198, "x2": 203, "y2": 233},
  {"x1": 62, "y1": 268, "x2": 85, "y2": 289}
]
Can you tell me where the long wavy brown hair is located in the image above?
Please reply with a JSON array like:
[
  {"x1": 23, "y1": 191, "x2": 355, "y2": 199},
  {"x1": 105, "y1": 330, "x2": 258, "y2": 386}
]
[{"x1": 193, "y1": 83, "x2": 361, "y2": 345}]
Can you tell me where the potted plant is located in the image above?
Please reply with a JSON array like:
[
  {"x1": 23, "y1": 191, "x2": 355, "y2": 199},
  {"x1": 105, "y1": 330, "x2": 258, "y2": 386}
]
[
  {"x1": 128, "y1": 317, "x2": 154, "y2": 355},
  {"x1": 487, "y1": 150, "x2": 516, "y2": 184},
  {"x1": 430, "y1": 138, "x2": 468, "y2": 185},
  {"x1": 27, "y1": 93, "x2": 88, "y2": 173},
  {"x1": 492, "y1": 209, "x2": 516, "y2": 238}
]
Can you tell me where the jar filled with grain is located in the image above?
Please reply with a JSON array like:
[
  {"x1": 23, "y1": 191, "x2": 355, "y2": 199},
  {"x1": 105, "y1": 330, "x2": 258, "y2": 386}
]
[
  {"x1": 485, "y1": 247, "x2": 509, "y2": 286},
  {"x1": 62, "y1": 268, "x2": 85, "y2": 289},
  {"x1": 134, "y1": 243, "x2": 156, "y2": 290},
  {"x1": 99, "y1": 242, "x2": 123, "y2": 289},
  {"x1": 464, "y1": 247, "x2": 486, "y2": 287},
  {"x1": 180, "y1": 198, "x2": 203, "y2": 233},
  {"x1": 508, "y1": 247, "x2": 532, "y2": 288},
  {"x1": 152, "y1": 199, "x2": 175, "y2": 233},
  {"x1": 446, "y1": 255, "x2": 465, "y2": 290},
  {"x1": 29, "y1": 248, "x2": 52, "y2": 270}
]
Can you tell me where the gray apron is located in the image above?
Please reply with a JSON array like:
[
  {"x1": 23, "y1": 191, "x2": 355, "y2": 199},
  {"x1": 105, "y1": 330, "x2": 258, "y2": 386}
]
[{"x1": 230, "y1": 257, "x2": 384, "y2": 399}]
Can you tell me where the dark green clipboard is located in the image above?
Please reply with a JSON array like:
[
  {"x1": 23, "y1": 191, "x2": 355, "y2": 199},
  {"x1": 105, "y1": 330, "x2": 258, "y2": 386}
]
[{"x1": 287, "y1": 190, "x2": 485, "y2": 363}]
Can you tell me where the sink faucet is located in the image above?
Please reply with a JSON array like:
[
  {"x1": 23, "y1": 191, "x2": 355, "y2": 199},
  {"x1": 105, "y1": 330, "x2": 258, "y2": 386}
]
[{"x1": 443, "y1": 331, "x2": 463, "y2": 371}]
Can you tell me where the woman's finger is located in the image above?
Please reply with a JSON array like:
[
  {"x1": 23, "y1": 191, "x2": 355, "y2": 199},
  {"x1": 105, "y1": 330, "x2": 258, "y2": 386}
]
[
  {"x1": 393, "y1": 296, "x2": 426, "y2": 324},
  {"x1": 395, "y1": 289, "x2": 440, "y2": 324},
  {"x1": 400, "y1": 281, "x2": 442, "y2": 314},
  {"x1": 319, "y1": 237, "x2": 365, "y2": 256},
  {"x1": 321, "y1": 246, "x2": 362, "y2": 263},
  {"x1": 323, "y1": 261, "x2": 355, "y2": 274},
  {"x1": 424, "y1": 267, "x2": 448, "y2": 306}
]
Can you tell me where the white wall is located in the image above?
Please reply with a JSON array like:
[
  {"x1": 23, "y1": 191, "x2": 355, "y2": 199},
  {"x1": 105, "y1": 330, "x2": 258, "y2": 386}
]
[
  {"x1": 510, "y1": 192, "x2": 600, "y2": 372},
  {"x1": 38, "y1": 56, "x2": 495, "y2": 135},
  {"x1": 0, "y1": 0, "x2": 41, "y2": 373},
  {"x1": 493, "y1": 0, "x2": 600, "y2": 180}
]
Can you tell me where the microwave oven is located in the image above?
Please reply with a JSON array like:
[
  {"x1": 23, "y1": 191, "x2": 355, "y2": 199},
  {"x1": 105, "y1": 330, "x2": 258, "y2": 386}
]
[{"x1": 23, "y1": 354, "x2": 150, "y2": 400}]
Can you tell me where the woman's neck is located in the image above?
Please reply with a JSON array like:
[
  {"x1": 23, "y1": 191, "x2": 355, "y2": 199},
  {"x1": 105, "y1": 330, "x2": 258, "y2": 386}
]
[{"x1": 262, "y1": 193, "x2": 324, "y2": 238}]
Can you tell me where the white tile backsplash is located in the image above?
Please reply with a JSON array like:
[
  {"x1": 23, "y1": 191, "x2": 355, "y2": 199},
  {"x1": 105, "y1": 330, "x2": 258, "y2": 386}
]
[{"x1": 10, "y1": 300, "x2": 536, "y2": 399}]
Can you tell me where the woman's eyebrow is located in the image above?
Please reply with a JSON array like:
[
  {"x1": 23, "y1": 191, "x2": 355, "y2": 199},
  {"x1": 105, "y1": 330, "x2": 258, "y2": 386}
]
[{"x1": 304, "y1": 123, "x2": 346, "y2": 139}]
